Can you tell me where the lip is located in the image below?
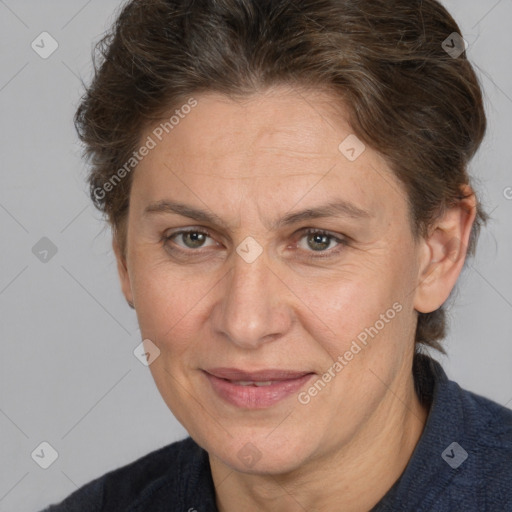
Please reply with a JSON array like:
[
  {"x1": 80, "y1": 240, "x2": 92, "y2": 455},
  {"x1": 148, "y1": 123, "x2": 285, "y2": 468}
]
[{"x1": 203, "y1": 368, "x2": 315, "y2": 409}]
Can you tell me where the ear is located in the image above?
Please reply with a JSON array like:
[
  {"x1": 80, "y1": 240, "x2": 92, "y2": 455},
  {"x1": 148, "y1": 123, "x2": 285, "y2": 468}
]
[
  {"x1": 112, "y1": 235, "x2": 134, "y2": 307},
  {"x1": 413, "y1": 185, "x2": 477, "y2": 313}
]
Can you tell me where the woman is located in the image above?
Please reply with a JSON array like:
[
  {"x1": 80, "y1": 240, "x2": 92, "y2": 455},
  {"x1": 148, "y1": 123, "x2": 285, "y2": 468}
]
[{"x1": 43, "y1": 0, "x2": 512, "y2": 510}]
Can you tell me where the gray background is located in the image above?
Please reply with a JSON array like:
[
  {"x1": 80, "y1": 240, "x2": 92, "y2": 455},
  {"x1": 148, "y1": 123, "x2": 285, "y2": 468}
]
[{"x1": 0, "y1": 1, "x2": 511, "y2": 510}]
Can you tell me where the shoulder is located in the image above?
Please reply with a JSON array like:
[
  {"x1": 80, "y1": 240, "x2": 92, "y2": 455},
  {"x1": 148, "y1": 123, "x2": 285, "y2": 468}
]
[
  {"x1": 380, "y1": 355, "x2": 512, "y2": 511},
  {"x1": 449, "y1": 377, "x2": 512, "y2": 456},
  {"x1": 41, "y1": 436, "x2": 206, "y2": 512},
  {"x1": 457, "y1": 385, "x2": 512, "y2": 491},
  {"x1": 427, "y1": 375, "x2": 512, "y2": 510},
  {"x1": 416, "y1": 354, "x2": 512, "y2": 463}
]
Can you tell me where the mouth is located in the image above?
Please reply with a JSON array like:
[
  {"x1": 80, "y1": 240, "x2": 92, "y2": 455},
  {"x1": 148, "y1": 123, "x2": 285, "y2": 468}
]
[{"x1": 202, "y1": 368, "x2": 315, "y2": 409}]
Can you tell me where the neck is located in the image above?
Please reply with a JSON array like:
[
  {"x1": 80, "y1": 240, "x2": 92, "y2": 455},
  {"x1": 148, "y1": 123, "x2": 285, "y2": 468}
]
[{"x1": 210, "y1": 364, "x2": 429, "y2": 512}]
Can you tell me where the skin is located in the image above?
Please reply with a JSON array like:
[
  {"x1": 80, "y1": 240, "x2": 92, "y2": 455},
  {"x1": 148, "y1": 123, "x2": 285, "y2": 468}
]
[{"x1": 113, "y1": 85, "x2": 476, "y2": 512}]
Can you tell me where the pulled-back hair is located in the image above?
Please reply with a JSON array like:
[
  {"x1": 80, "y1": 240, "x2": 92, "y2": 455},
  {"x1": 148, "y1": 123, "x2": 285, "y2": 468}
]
[{"x1": 75, "y1": 0, "x2": 488, "y2": 353}]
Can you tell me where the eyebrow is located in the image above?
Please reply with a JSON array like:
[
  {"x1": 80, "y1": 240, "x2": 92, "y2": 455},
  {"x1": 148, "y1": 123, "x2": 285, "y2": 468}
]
[{"x1": 143, "y1": 199, "x2": 372, "y2": 230}]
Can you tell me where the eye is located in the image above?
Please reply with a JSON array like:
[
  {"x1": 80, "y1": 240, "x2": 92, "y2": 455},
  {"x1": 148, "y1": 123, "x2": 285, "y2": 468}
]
[
  {"x1": 295, "y1": 228, "x2": 348, "y2": 257},
  {"x1": 162, "y1": 227, "x2": 348, "y2": 259},
  {"x1": 164, "y1": 228, "x2": 218, "y2": 251}
]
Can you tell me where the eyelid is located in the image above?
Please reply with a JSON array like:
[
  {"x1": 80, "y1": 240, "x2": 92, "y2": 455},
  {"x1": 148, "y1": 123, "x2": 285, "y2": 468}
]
[
  {"x1": 163, "y1": 226, "x2": 348, "y2": 256},
  {"x1": 298, "y1": 227, "x2": 347, "y2": 242},
  {"x1": 292, "y1": 228, "x2": 348, "y2": 258},
  {"x1": 164, "y1": 227, "x2": 219, "y2": 247}
]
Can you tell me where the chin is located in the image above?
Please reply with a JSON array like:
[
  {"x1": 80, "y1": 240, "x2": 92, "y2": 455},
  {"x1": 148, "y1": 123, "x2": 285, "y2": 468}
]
[{"x1": 209, "y1": 431, "x2": 315, "y2": 475}]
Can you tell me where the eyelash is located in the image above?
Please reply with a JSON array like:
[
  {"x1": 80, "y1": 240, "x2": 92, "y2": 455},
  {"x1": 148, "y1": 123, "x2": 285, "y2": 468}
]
[{"x1": 162, "y1": 227, "x2": 348, "y2": 260}]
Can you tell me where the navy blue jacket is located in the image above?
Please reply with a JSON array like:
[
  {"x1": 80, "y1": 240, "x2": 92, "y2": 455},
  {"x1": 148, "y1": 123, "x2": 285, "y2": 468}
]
[{"x1": 41, "y1": 354, "x2": 512, "y2": 511}]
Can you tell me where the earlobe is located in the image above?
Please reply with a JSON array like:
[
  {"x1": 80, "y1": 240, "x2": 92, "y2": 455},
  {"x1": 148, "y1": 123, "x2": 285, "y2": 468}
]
[
  {"x1": 112, "y1": 236, "x2": 134, "y2": 308},
  {"x1": 413, "y1": 186, "x2": 477, "y2": 314}
]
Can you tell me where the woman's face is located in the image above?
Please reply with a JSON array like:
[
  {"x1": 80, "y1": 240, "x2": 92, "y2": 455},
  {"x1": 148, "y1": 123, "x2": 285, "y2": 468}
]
[{"x1": 117, "y1": 86, "x2": 430, "y2": 474}]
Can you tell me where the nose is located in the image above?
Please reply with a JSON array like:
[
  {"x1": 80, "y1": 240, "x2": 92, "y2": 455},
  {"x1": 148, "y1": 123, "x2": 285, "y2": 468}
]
[{"x1": 211, "y1": 249, "x2": 294, "y2": 350}]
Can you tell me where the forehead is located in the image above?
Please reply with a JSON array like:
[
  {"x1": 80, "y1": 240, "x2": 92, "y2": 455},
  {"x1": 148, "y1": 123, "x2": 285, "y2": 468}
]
[
  {"x1": 162, "y1": 87, "x2": 353, "y2": 169},
  {"x1": 132, "y1": 86, "x2": 407, "y2": 228}
]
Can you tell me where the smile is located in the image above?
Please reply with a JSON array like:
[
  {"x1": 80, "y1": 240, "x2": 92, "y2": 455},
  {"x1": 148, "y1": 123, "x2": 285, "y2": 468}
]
[{"x1": 202, "y1": 368, "x2": 314, "y2": 409}]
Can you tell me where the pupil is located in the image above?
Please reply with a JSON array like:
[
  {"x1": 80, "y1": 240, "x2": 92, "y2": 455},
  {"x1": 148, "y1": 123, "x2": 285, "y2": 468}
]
[
  {"x1": 309, "y1": 234, "x2": 329, "y2": 251},
  {"x1": 186, "y1": 232, "x2": 204, "y2": 248}
]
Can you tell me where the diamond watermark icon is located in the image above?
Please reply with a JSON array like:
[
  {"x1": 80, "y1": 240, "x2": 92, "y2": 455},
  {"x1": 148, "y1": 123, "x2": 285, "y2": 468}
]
[
  {"x1": 237, "y1": 442, "x2": 262, "y2": 468},
  {"x1": 32, "y1": 237, "x2": 58, "y2": 263},
  {"x1": 441, "y1": 442, "x2": 468, "y2": 469},
  {"x1": 442, "y1": 32, "x2": 468, "y2": 59},
  {"x1": 338, "y1": 134, "x2": 366, "y2": 162},
  {"x1": 31, "y1": 441, "x2": 59, "y2": 469},
  {"x1": 134, "y1": 338, "x2": 161, "y2": 366},
  {"x1": 31, "y1": 32, "x2": 59, "y2": 59},
  {"x1": 236, "y1": 236, "x2": 263, "y2": 264}
]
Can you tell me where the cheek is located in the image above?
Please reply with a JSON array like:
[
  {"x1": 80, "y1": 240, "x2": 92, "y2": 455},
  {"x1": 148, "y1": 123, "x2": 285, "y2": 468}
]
[
  {"x1": 293, "y1": 264, "x2": 412, "y2": 370},
  {"x1": 297, "y1": 268, "x2": 398, "y2": 329},
  {"x1": 129, "y1": 233, "x2": 415, "y2": 360},
  {"x1": 130, "y1": 262, "x2": 208, "y2": 351}
]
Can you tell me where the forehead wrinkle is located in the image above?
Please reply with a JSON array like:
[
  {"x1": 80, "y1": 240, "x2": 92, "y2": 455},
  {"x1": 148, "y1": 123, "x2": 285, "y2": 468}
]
[{"x1": 143, "y1": 197, "x2": 373, "y2": 236}]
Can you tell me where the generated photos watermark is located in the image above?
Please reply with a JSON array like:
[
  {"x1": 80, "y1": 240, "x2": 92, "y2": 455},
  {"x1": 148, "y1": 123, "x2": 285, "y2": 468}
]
[
  {"x1": 298, "y1": 301, "x2": 403, "y2": 405},
  {"x1": 93, "y1": 97, "x2": 198, "y2": 201}
]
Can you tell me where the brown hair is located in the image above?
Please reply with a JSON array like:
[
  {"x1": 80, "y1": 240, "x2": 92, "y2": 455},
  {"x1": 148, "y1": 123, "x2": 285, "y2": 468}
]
[{"x1": 75, "y1": 0, "x2": 488, "y2": 353}]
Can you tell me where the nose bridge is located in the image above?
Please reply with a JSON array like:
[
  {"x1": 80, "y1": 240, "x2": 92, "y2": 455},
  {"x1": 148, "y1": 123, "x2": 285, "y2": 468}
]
[{"x1": 214, "y1": 249, "x2": 291, "y2": 349}]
